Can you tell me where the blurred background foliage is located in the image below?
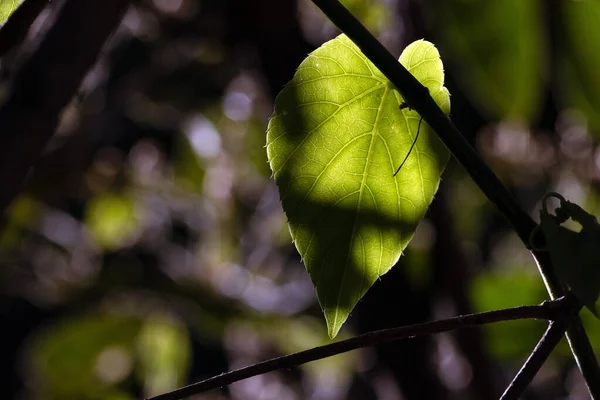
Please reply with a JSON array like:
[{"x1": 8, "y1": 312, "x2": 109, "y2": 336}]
[{"x1": 1, "y1": 0, "x2": 600, "y2": 399}]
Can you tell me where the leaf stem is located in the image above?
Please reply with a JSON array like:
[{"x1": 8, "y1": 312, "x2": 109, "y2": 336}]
[
  {"x1": 147, "y1": 300, "x2": 567, "y2": 400},
  {"x1": 309, "y1": 0, "x2": 600, "y2": 396}
]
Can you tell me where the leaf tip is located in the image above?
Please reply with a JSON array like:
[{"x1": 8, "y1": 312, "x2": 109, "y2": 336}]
[{"x1": 324, "y1": 308, "x2": 349, "y2": 339}]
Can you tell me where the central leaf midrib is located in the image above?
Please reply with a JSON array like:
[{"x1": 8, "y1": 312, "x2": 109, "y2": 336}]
[{"x1": 331, "y1": 86, "x2": 389, "y2": 330}]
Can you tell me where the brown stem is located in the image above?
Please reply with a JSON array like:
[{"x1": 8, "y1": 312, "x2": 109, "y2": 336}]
[
  {"x1": 500, "y1": 321, "x2": 568, "y2": 400},
  {"x1": 147, "y1": 299, "x2": 568, "y2": 400},
  {"x1": 501, "y1": 296, "x2": 580, "y2": 399}
]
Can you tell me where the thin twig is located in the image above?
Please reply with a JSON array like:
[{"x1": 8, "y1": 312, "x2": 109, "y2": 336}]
[
  {"x1": 0, "y1": 0, "x2": 131, "y2": 223},
  {"x1": 0, "y1": 0, "x2": 49, "y2": 58},
  {"x1": 500, "y1": 320, "x2": 570, "y2": 400},
  {"x1": 147, "y1": 299, "x2": 568, "y2": 400},
  {"x1": 393, "y1": 116, "x2": 422, "y2": 176},
  {"x1": 309, "y1": 0, "x2": 600, "y2": 395}
]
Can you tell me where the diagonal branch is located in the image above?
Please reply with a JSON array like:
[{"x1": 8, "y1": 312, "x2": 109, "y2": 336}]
[
  {"x1": 501, "y1": 298, "x2": 580, "y2": 400},
  {"x1": 500, "y1": 321, "x2": 569, "y2": 400},
  {"x1": 147, "y1": 298, "x2": 569, "y2": 400},
  {"x1": 0, "y1": 0, "x2": 131, "y2": 222}
]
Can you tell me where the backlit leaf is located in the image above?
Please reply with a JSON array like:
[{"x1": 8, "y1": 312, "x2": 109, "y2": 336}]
[
  {"x1": 0, "y1": 0, "x2": 20, "y2": 24},
  {"x1": 267, "y1": 35, "x2": 450, "y2": 337}
]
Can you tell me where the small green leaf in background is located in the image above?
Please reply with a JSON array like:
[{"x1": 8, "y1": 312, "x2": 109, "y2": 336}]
[
  {"x1": 432, "y1": 0, "x2": 543, "y2": 122},
  {"x1": 558, "y1": 0, "x2": 600, "y2": 136},
  {"x1": 28, "y1": 313, "x2": 142, "y2": 399},
  {"x1": 339, "y1": 0, "x2": 391, "y2": 37},
  {"x1": 173, "y1": 132, "x2": 206, "y2": 193},
  {"x1": 470, "y1": 269, "x2": 546, "y2": 360},
  {"x1": 267, "y1": 35, "x2": 450, "y2": 337},
  {"x1": 136, "y1": 314, "x2": 191, "y2": 397},
  {"x1": 300, "y1": 0, "x2": 392, "y2": 44},
  {"x1": 85, "y1": 192, "x2": 140, "y2": 250},
  {"x1": 0, "y1": 195, "x2": 40, "y2": 249},
  {"x1": 0, "y1": 0, "x2": 20, "y2": 24}
]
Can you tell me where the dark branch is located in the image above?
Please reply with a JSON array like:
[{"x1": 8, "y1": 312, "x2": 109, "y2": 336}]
[
  {"x1": 0, "y1": 0, "x2": 49, "y2": 58},
  {"x1": 563, "y1": 310, "x2": 600, "y2": 395},
  {"x1": 500, "y1": 320, "x2": 570, "y2": 400},
  {"x1": 0, "y1": 0, "x2": 131, "y2": 221},
  {"x1": 147, "y1": 298, "x2": 569, "y2": 400}
]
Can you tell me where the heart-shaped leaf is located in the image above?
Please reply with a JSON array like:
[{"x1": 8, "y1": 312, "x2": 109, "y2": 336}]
[{"x1": 266, "y1": 35, "x2": 450, "y2": 337}]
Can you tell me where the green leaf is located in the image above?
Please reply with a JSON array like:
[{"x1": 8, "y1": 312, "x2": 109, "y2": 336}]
[
  {"x1": 136, "y1": 315, "x2": 191, "y2": 397},
  {"x1": 470, "y1": 269, "x2": 546, "y2": 360},
  {"x1": 431, "y1": 0, "x2": 543, "y2": 121},
  {"x1": 537, "y1": 193, "x2": 600, "y2": 316},
  {"x1": 29, "y1": 313, "x2": 142, "y2": 399},
  {"x1": 84, "y1": 192, "x2": 140, "y2": 250},
  {"x1": 0, "y1": 0, "x2": 20, "y2": 24},
  {"x1": 173, "y1": 132, "x2": 205, "y2": 193},
  {"x1": 338, "y1": 0, "x2": 391, "y2": 38},
  {"x1": 557, "y1": 0, "x2": 600, "y2": 135},
  {"x1": 266, "y1": 35, "x2": 450, "y2": 337}
]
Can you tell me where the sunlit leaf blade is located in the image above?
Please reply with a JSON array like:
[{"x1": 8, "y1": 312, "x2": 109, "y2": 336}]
[
  {"x1": 0, "y1": 0, "x2": 20, "y2": 24},
  {"x1": 431, "y1": 0, "x2": 543, "y2": 122},
  {"x1": 266, "y1": 35, "x2": 450, "y2": 337}
]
